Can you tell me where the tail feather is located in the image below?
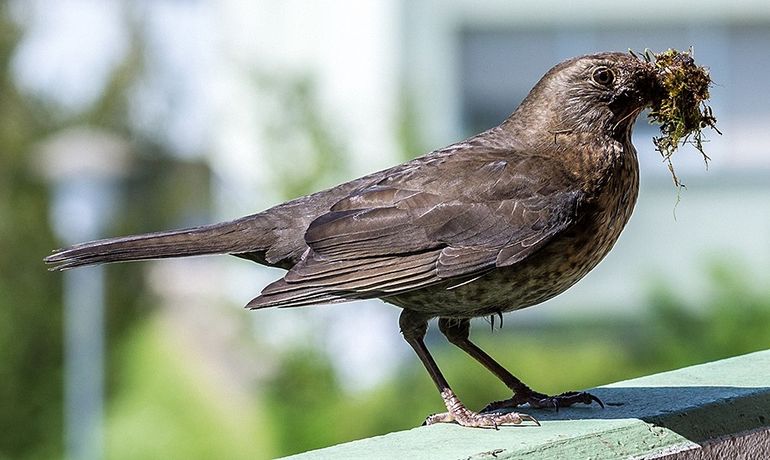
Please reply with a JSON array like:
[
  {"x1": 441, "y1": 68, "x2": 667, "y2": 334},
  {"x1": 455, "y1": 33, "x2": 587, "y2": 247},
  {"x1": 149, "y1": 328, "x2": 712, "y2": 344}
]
[{"x1": 44, "y1": 216, "x2": 265, "y2": 270}]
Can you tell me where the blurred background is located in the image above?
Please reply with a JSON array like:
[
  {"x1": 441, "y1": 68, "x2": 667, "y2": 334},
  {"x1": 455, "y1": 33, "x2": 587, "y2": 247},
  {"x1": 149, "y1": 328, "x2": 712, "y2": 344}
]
[{"x1": 2, "y1": 0, "x2": 770, "y2": 458}]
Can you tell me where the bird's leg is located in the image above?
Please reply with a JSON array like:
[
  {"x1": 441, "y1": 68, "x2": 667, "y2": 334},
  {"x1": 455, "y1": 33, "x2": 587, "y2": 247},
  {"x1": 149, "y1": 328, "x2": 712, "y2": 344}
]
[
  {"x1": 438, "y1": 318, "x2": 603, "y2": 412},
  {"x1": 399, "y1": 310, "x2": 538, "y2": 428}
]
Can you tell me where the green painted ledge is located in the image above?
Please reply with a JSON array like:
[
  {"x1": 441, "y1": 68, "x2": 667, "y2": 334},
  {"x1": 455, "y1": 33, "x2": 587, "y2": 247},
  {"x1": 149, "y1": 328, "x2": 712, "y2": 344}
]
[{"x1": 283, "y1": 350, "x2": 770, "y2": 459}]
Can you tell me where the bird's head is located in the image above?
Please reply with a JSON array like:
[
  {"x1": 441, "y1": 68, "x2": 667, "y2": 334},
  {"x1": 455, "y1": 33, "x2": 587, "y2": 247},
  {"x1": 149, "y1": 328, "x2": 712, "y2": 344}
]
[{"x1": 508, "y1": 52, "x2": 662, "y2": 141}]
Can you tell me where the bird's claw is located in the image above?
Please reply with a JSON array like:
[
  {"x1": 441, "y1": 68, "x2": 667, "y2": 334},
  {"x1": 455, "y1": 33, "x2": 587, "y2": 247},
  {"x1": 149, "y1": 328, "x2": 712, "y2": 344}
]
[
  {"x1": 423, "y1": 408, "x2": 540, "y2": 429},
  {"x1": 482, "y1": 390, "x2": 604, "y2": 413},
  {"x1": 424, "y1": 388, "x2": 540, "y2": 428},
  {"x1": 555, "y1": 390, "x2": 605, "y2": 409}
]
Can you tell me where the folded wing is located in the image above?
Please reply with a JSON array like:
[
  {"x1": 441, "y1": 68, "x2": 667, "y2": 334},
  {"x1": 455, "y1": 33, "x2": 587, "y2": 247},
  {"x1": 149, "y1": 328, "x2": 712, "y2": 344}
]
[{"x1": 248, "y1": 150, "x2": 583, "y2": 308}]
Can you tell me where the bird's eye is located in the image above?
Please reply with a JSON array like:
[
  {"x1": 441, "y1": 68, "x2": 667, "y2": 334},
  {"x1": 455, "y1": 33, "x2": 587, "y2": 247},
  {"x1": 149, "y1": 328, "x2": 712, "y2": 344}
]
[{"x1": 591, "y1": 67, "x2": 615, "y2": 86}]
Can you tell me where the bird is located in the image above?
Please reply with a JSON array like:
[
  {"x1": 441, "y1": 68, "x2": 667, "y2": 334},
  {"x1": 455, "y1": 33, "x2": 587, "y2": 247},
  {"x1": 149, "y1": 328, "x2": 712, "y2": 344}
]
[{"x1": 46, "y1": 51, "x2": 663, "y2": 428}]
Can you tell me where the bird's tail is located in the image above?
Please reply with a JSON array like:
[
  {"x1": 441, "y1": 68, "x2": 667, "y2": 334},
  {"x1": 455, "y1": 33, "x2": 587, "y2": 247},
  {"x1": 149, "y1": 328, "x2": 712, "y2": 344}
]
[{"x1": 44, "y1": 215, "x2": 264, "y2": 270}]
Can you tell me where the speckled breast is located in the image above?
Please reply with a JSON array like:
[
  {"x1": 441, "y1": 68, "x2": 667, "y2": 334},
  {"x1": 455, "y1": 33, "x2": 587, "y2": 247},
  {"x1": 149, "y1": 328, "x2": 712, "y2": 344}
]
[{"x1": 387, "y1": 143, "x2": 640, "y2": 319}]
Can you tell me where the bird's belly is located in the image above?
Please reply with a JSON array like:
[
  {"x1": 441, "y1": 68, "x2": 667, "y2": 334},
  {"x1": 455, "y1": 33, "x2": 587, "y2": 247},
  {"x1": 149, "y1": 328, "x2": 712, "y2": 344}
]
[{"x1": 386, "y1": 229, "x2": 612, "y2": 318}]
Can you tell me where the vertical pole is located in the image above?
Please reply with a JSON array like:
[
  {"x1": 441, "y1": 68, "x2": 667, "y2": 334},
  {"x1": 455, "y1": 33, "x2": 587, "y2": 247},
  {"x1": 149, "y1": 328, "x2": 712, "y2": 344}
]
[
  {"x1": 63, "y1": 266, "x2": 104, "y2": 460},
  {"x1": 53, "y1": 180, "x2": 114, "y2": 460},
  {"x1": 36, "y1": 127, "x2": 129, "y2": 460}
]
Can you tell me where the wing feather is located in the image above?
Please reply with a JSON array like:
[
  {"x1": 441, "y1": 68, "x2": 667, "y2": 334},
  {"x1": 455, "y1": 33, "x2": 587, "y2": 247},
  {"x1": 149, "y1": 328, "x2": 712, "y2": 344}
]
[{"x1": 248, "y1": 149, "x2": 584, "y2": 309}]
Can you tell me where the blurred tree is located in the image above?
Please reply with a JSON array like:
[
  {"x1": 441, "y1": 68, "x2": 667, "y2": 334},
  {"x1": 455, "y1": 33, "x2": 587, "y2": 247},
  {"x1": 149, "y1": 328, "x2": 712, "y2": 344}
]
[
  {"x1": 0, "y1": 3, "x2": 213, "y2": 457},
  {"x1": 0, "y1": 5, "x2": 64, "y2": 457},
  {"x1": 645, "y1": 259, "x2": 770, "y2": 368},
  {"x1": 263, "y1": 348, "x2": 345, "y2": 456}
]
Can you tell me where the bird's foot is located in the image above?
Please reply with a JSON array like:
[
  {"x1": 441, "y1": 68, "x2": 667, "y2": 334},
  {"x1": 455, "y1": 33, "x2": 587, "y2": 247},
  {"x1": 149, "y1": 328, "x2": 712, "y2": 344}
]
[
  {"x1": 482, "y1": 389, "x2": 604, "y2": 413},
  {"x1": 423, "y1": 388, "x2": 540, "y2": 428}
]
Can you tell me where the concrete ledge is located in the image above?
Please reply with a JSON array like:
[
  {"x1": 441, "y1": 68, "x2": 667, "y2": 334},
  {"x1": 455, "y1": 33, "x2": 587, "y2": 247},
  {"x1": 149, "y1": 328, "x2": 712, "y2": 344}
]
[{"x1": 284, "y1": 350, "x2": 770, "y2": 459}]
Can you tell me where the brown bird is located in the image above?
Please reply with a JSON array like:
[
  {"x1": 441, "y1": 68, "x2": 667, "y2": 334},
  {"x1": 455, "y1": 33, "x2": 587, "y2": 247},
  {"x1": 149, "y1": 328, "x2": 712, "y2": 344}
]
[{"x1": 46, "y1": 52, "x2": 662, "y2": 428}]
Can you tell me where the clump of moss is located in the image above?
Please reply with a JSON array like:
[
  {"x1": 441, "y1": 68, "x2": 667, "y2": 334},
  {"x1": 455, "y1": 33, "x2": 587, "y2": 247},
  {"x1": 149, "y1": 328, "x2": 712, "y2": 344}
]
[{"x1": 633, "y1": 48, "x2": 721, "y2": 187}]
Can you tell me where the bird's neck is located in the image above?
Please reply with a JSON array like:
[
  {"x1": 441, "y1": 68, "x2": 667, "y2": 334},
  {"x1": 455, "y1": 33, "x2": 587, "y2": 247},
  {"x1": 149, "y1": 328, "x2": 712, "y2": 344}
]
[{"x1": 500, "y1": 105, "x2": 638, "y2": 196}]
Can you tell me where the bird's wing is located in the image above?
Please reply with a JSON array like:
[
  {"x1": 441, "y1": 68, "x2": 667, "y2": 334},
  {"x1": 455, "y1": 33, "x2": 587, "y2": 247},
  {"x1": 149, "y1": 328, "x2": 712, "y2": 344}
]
[{"x1": 248, "y1": 151, "x2": 583, "y2": 308}]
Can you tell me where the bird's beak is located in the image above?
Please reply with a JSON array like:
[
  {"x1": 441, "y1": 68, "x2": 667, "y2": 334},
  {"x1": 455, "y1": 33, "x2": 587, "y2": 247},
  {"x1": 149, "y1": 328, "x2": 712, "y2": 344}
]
[{"x1": 614, "y1": 62, "x2": 664, "y2": 111}]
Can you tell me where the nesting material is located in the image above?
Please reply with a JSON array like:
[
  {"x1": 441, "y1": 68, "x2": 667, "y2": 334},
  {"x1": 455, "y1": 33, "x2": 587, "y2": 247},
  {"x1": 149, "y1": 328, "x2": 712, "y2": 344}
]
[{"x1": 634, "y1": 48, "x2": 721, "y2": 186}]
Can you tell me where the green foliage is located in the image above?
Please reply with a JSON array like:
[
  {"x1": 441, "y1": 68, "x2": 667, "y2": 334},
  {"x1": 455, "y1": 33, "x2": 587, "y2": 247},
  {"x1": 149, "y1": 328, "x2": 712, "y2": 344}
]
[
  {"x1": 262, "y1": 348, "x2": 347, "y2": 455},
  {"x1": 0, "y1": 8, "x2": 63, "y2": 458},
  {"x1": 0, "y1": 5, "x2": 213, "y2": 458},
  {"x1": 105, "y1": 316, "x2": 275, "y2": 460},
  {"x1": 645, "y1": 261, "x2": 770, "y2": 368}
]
